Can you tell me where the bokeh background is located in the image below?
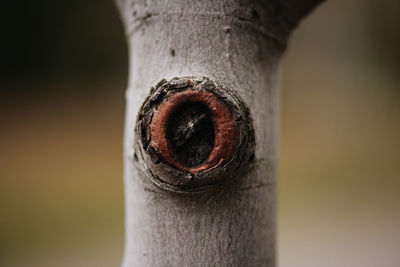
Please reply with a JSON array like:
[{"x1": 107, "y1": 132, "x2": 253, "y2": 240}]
[{"x1": 1, "y1": 0, "x2": 399, "y2": 266}]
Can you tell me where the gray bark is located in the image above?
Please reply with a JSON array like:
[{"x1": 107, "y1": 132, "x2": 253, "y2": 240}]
[{"x1": 114, "y1": 0, "x2": 323, "y2": 266}]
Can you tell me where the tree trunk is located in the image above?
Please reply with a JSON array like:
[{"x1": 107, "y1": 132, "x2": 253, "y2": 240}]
[{"x1": 114, "y1": 0, "x2": 323, "y2": 266}]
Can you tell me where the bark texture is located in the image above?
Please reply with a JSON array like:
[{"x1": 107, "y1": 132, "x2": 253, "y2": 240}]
[{"x1": 115, "y1": 0, "x2": 323, "y2": 266}]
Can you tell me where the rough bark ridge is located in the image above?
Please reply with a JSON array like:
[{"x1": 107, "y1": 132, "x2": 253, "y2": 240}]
[{"x1": 115, "y1": 0, "x2": 323, "y2": 266}]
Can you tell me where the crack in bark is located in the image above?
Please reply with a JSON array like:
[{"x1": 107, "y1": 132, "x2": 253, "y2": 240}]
[
  {"x1": 239, "y1": 183, "x2": 272, "y2": 191},
  {"x1": 126, "y1": 11, "x2": 287, "y2": 47}
]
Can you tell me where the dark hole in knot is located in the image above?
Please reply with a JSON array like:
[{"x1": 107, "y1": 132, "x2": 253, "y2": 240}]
[{"x1": 167, "y1": 102, "x2": 215, "y2": 168}]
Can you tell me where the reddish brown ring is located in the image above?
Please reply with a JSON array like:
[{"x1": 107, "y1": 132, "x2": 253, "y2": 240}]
[{"x1": 150, "y1": 90, "x2": 236, "y2": 174}]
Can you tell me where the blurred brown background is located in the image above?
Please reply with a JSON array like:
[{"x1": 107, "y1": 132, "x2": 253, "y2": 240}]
[{"x1": 1, "y1": 0, "x2": 399, "y2": 266}]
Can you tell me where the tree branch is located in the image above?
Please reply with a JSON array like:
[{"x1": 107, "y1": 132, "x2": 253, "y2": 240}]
[{"x1": 113, "y1": 0, "x2": 324, "y2": 266}]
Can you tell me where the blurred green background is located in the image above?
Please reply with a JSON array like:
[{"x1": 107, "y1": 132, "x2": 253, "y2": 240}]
[{"x1": 1, "y1": 0, "x2": 399, "y2": 266}]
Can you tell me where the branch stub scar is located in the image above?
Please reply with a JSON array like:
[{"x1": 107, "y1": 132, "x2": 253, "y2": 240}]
[{"x1": 135, "y1": 77, "x2": 255, "y2": 193}]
